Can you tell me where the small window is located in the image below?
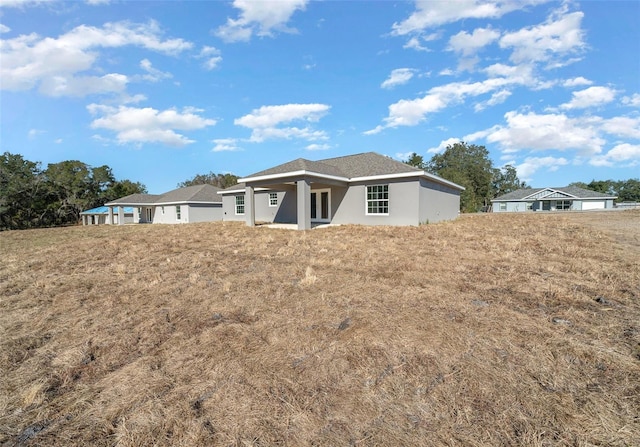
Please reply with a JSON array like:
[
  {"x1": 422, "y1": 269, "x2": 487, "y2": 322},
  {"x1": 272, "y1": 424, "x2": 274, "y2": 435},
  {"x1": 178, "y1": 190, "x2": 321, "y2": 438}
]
[
  {"x1": 499, "y1": 203, "x2": 507, "y2": 211},
  {"x1": 526, "y1": 202, "x2": 533, "y2": 211},
  {"x1": 366, "y1": 185, "x2": 389, "y2": 215},
  {"x1": 161, "y1": 206, "x2": 165, "y2": 215},
  {"x1": 235, "y1": 195, "x2": 245, "y2": 215},
  {"x1": 269, "y1": 192, "x2": 278, "y2": 207},
  {"x1": 176, "y1": 205, "x2": 181, "y2": 220}
]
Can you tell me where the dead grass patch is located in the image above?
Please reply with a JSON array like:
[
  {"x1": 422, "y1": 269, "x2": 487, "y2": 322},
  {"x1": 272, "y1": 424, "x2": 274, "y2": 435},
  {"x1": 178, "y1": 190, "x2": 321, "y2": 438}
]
[{"x1": 1, "y1": 211, "x2": 639, "y2": 446}]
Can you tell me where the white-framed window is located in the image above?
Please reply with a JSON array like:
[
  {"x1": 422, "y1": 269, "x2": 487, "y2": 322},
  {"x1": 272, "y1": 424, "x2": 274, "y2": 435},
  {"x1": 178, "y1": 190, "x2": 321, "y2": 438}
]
[
  {"x1": 269, "y1": 192, "x2": 278, "y2": 207},
  {"x1": 176, "y1": 205, "x2": 181, "y2": 220},
  {"x1": 235, "y1": 195, "x2": 245, "y2": 215},
  {"x1": 499, "y1": 203, "x2": 507, "y2": 211},
  {"x1": 366, "y1": 184, "x2": 389, "y2": 215},
  {"x1": 556, "y1": 200, "x2": 571, "y2": 210}
]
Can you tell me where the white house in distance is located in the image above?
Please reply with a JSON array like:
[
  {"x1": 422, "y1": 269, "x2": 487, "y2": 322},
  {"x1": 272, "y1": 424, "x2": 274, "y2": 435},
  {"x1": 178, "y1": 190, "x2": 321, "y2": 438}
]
[
  {"x1": 491, "y1": 186, "x2": 617, "y2": 212},
  {"x1": 219, "y1": 152, "x2": 465, "y2": 230},
  {"x1": 80, "y1": 206, "x2": 134, "y2": 225},
  {"x1": 101, "y1": 184, "x2": 223, "y2": 224}
]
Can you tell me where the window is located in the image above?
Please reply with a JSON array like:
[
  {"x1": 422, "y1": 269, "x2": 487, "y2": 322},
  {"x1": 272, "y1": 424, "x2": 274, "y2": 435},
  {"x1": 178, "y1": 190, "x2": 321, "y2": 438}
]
[
  {"x1": 176, "y1": 205, "x2": 181, "y2": 220},
  {"x1": 526, "y1": 202, "x2": 533, "y2": 211},
  {"x1": 161, "y1": 206, "x2": 165, "y2": 215},
  {"x1": 269, "y1": 192, "x2": 278, "y2": 207},
  {"x1": 499, "y1": 203, "x2": 507, "y2": 211},
  {"x1": 235, "y1": 195, "x2": 245, "y2": 215},
  {"x1": 556, "y1": 200, "x2": 571, "y2": 210},
  {"x1": 366, "y1": 184, "x2": 389, "y2": 215}
]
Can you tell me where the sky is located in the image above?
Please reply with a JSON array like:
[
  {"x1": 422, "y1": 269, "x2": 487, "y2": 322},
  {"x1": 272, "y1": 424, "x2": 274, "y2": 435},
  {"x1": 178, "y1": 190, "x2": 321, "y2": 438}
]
[{"x1": 1, "y1": 0, "x2": 639, "y2": 194}]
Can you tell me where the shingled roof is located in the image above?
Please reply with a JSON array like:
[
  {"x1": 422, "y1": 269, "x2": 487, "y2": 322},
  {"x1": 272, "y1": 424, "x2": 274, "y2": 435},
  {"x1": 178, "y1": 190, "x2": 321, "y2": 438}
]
[
  {"x1": 106, "y1": 184, "x2": 222, "y2": 206},
  {"x1": 493, "y1": 186, "x2": 617, "y2": 201},
  {"x1": 243, "y1": 152, "x2": 425, "y2": 180}
]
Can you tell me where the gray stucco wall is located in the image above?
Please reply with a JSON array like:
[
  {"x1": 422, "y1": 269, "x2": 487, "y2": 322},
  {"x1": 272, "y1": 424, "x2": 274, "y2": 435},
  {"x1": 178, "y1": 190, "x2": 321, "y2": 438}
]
[
  {"x1": 188, "y1": 204, "x2": 223, "y2": 223},
  {"x1": 418, "y1": 178, "x2": 461, "y2": 223},
  {"x1": 222, "y1": 191, "x2": 295, "y2": 223},
  {"x1": 331, "y1": 179, "x2": 420, "y2": 226}
]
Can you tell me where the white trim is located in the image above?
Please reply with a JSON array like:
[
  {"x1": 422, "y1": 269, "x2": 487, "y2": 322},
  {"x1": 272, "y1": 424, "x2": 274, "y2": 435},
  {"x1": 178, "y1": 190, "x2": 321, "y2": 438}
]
[
  {"x1": 239, "y1": 170, "x2": 349, "y2": 184},
  {"x1": 365, "y1": 184, "x2": 390, "y2": 216},
  {"x1": 235, "y1": 195, "x2": 245, "y2": 215},
  {"x1": 218, "y1": 187, "x2": 271, "y2": 195},
  {"x1": 310, "y1": 188, "x2": 331, "y2": 222},
  {"x1": 268, "y1": 192, "x2": 278, "y2": 207}
]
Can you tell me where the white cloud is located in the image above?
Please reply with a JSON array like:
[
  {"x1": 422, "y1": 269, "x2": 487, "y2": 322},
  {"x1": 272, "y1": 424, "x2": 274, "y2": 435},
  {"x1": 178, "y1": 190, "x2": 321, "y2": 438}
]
[
  {"x1": 306, "y1": 143, "x2": 331, "y2": 151},
  {"x1": 0, "y1": 24, "x2": 10, "y2": 33},
  {"x1": 516, "y1": 156, "x2": 568, "y2": 180},
  {"x1": 474, "y1": 89, "x2": 511, "y2": 111},
  {"x1": 216, "y1": 0, "x2": 308, "y2": 43},
  {"x1": 381, "y1": 68, "x2": 416, "y2": 89},
  {"x1": 499, "y1": 10, "x2": 585, "y2": 66},
  {"x1": 212, "y1": 138, "x2": 242, "y2": 152},
  {"x1": 600, "y1": 116, "x2": 640, "y2": 139},
  {"x1": 199, "y1": 46, "x2": 222, "y2": 70},
  {"x1": 54, "y1": 138, "x2": 63, "y2": 144},
  {"x1": 622, "y1": 93, "x2": 640, "y2": 107},
  {"x1": 0, "y1": 0, "x2": 47, "y2": 7},
  {"x1": 426, "y1": 137, "x2": 461, "y2": 154},
  {"x1": 562, "y1": 76, "x2": 592, "y2": 88},
  {"x1": 86, "y1": 0, "x2": 110, "y2": 4},
  {"x1": 448, "y1": 27, "x2": 500, "y2": 56},
  {"x1": 560, "y1": 86, "x2": 617, "y2": 110},
  {"x1": 235, "y1": 103, "x2": 330, "y2": 142},
  {"x1": 403, "y1": 37, "x2": 429, "y2": 52},
  {"x1": 87, "y1": 104, "x2": 216, "y2": 147},
  {"x1": 484, "y1": 111, "x2": 605, "y2": 156},
  {"x1": 1, "y1": 21, "x2": 192, "y2": 96},
  {"x1": 138, "y1": 59, "x2": 172, "y2": 82},
  {"x1": 391, "y1": 0, "x2": 547, "y2": 35},
  {"x1": 28, "y1": 128, "x2": 45, "y2": 139},
  {"x1": 590, "y1": 144, "x2": 640, "y2": 167}
]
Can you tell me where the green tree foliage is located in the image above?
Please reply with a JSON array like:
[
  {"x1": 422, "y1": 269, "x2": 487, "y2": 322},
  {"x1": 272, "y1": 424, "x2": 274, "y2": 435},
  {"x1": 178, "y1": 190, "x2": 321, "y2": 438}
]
[
  {"x1": 492, "y1": 164, "x2": 528, "y2": 197},
  {"x1": 0, "y1": 152, "x2": 146, "y2": 230},
  {"x1": 426, "y1": 142, "x2": 497, "y2": 213},
  {"x1": 403, "y1": 152, "x2": 426, "y2": 169},
  {"x1": 570, "y1": 179, "x2": 640, "y2": 203},
  {"x1": 178, "y1": 171, "x2": 238, "y2": 189}
]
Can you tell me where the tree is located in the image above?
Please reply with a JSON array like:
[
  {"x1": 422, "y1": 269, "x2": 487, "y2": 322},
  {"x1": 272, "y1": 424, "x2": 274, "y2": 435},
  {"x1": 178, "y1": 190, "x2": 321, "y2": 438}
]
[
  {"x1": 492, "y1": 164, "x2": 527, "y2": 197},
  {"x1": 571, "y1": 178, "x2": 640, "y2": 203},
  {"x1": 0, "y1": 152, "x2": 48, "y2": 229},
  {"x1": 102, "y1": 179, "x2": 147, "y2": 203},
  {"x1": 178, "y1": 172, "x2": 238, "y2": 189},
  {"x1": 426, "y1": 142, "x2": 495, "y2": 213},
  {"x1": 404, "y1": 152, "x2": 426, "y2": 169}
]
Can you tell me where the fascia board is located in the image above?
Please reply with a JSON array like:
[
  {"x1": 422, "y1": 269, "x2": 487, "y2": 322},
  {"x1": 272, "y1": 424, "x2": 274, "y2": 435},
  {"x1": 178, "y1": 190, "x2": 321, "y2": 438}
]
[
  {"x1": 218, "y1": 187, "x2": 271, "y2": 195},
  {"x1": 240, "y1": 170, "x2": 349, "y2": 184},
  {"x1": 153, "y1": 200, "x2": 221, "y2": 205}
]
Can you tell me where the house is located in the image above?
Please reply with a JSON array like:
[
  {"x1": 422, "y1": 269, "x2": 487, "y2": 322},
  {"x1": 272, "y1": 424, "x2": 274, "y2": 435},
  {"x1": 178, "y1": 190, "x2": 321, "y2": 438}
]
[
  {"x1": 80, "y1": 206, "x2": 134, "y2": 225},
  {"x1": 491, "y1": 186, "x2": 617, "y2": 212},
  {"x1": 218, "y1": 152, "x2": 464, "y2": 230},
  {"x1": 103, "y1": 184, "x2": 223, "y2": 224}
]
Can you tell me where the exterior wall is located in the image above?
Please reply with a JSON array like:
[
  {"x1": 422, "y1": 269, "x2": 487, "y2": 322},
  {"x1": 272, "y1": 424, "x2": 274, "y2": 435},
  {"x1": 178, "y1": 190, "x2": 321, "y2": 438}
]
[
  {"x1": 331, "y1": 179, "x2": 420, "y2": 226},
  {"x1": 418, "y1": 178, "x2": 461, "y2": 223},
  {"x1": 153, "y1": 205, "x2": 180, "y2": 224},
  {"x1": 493, "y1": 201, "x2": 532, "y2": 212},
  {"x1": 222, "y1": 191, "x2": 295, "y2": 223},
  {"x1": 187, "y1": 204, "x2": 223, "y2": 223}
]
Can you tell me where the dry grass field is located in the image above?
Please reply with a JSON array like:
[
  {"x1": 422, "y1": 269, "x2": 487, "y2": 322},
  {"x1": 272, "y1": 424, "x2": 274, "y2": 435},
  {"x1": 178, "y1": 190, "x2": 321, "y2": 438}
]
[{"x1": 1, "y1": 211, "x2": 639, "y2": 446}]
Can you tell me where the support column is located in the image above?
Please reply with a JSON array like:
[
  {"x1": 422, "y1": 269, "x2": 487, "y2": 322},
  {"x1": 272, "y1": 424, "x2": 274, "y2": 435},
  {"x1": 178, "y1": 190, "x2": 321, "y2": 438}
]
[
  {"x1": 297, "y1": 178, "x2": 311, "y2": 230},
  {"x1": 107, "y1": 207, "x2": 114, "y2": 225},
  {"x1": 245, "y1": 185, "x2": 255, "y2": 227},
  {"x1": 82, "y1": 215, "x2": 86, "y2": 226},
  {"x1": 118, "y1": 206, "x2": 125, "y2": 225}
]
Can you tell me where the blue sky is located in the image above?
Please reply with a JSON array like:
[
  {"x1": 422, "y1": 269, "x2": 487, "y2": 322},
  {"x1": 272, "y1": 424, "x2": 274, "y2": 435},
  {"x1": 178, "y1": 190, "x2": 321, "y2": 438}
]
[{"x1": 1, "y1": 0, "x2": 639, "y2": 194}]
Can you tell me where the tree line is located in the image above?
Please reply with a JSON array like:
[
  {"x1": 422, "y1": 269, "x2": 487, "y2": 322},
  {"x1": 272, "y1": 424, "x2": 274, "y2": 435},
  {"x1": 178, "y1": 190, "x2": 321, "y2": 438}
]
[
  {"x1": 406, "y1": 142, "x2": 640, "y2": 212},
  {"x1": 1, "y1": 152, "x2": 146, "y2": 230},
  {"x1": 405, "y1": 142, "x2": 527, "y2": 213}
]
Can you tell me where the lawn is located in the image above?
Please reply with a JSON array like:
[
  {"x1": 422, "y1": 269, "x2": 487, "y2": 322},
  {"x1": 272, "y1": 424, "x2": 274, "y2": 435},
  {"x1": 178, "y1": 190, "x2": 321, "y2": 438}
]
[{"x1": 1, "y1": 211, "x2": 639, "y2": 446}]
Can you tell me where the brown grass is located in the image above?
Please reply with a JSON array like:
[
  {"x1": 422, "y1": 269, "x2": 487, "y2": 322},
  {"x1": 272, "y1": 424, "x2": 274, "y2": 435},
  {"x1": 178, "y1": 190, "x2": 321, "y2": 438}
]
[{"x1": 1, "y1": 211, "x2": 639, "y2": 446}]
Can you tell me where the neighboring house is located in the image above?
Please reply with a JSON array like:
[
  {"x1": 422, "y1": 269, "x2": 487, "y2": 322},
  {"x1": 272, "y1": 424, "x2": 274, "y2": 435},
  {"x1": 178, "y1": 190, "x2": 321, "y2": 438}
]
[
  {"x1": 102, "y1": 184, "x2": 223, "y2": 224},
  {"x1": 219, "y1": 152, "x2": 464, "y2": 230},
  {"x1": 491, "y1": 186, "x2": 617, "y2": 212},
  {"x1": 80, "y1": 206, "x2": 134, "y2": 225}
]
